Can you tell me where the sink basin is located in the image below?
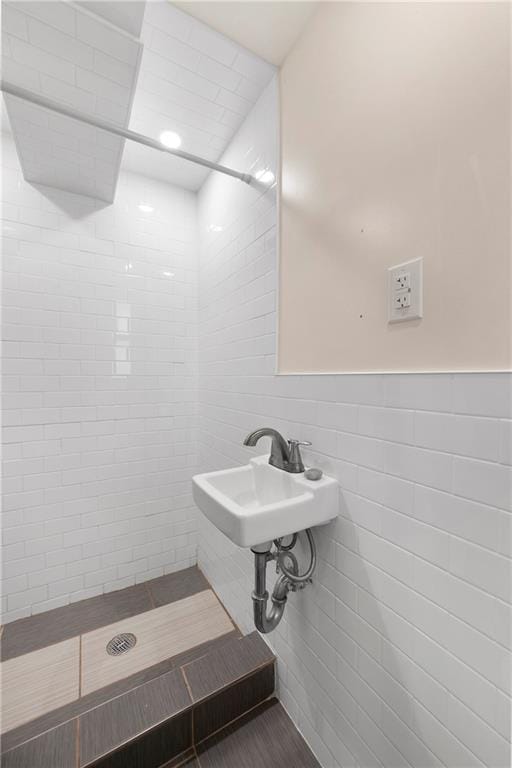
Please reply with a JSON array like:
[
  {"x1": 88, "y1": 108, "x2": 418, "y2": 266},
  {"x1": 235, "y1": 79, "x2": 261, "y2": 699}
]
[{"x1": 192, "y1": 455, "x2": 339, "y2": 547}]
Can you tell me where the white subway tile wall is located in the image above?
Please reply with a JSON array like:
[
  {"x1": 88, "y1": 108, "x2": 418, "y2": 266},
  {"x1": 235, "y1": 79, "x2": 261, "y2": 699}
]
[
  {"x1": 197, "y1": 78, "x2": 512, "y2": 768},
  {"x1": 1, "y1": 132, "x2": 198, "y2": 622}
]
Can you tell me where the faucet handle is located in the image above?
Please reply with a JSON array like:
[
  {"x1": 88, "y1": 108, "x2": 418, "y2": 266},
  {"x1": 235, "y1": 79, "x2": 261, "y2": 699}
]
[
  {"x1": 288, "y1": 439, "x2": 312, "y2": 448},
  {"x1": 287, "y1": 440, "x2": 311, "y2": 473}
]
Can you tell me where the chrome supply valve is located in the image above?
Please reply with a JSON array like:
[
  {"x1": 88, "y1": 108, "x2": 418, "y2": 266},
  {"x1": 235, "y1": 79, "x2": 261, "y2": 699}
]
[{"x1": 289, "y1": 579, "x2": 311, "y2": 593}]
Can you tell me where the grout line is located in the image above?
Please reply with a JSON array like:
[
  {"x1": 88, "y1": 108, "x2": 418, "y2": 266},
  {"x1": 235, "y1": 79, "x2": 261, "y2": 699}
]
[
  {"x1": 67, "y1": 0, "x2": 142, "y2": 42},
  {"x1": 199, "y1": 398, "x2": 510, "y2": 476},
  {"x1": 181, "y1": 665, "x2": 194, "y2": 703},
  {"x1": 180, "y1": 660, "x2": 276, "y2": 707},
  {"x1": 193, "y1": 744, "x2": 202, "y2": 767},
  {"x1": 79, "y1": 662, "x2": 274, "y2": 768},
  {"x1": 338, "y1": 526, "x2": 512, "y2": 619},
  {"x1": 2, "y1": 579, "x2": 269, "y2": 758},
  {"x1": 342, "y1": 485, "x2": 512, "y2": 574},
  {"x1": 334, "y1": 534, "x2": 511, "y2": 650},
  {"x1": 320, "y1": 569, "x2": 510, "y2": 739},
  {"x1": 159, "y1": 747, "x2": 197, "y2": 768},
  {"x1": 191, "y1": 704, "x2": 195, "y2": 755},
  {"x1": 78, "y1": 705, "x2": 194, "y2": 768},
  {"x1": 2, "y1": 631, "x2": 240, "y2": 754},
  {"x1": 144, "y1": 581, "x2": 156, "y2": 610},
  {"x1": 79, "y1": 589, "x2": 223, "y2": 689},
  {"x1": 78, "y1": 634, "x2": 82, "y2": 699},
  {"x1": 181, "y1": 749, "x2": 199, "y2": 768},
  {"x1": 75, "y1": 717, "x2": 80, "y2": 768},
  {"x1": 197, "y1": 566, "x2": 241, "y2": 635},
  {"x1": 194, "y1": 693, "x2": 276, "y2": 749}
]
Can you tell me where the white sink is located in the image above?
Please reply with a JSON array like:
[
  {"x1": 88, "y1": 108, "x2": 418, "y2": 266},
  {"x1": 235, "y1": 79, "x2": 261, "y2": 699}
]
[{"x1": 192, "y1": 455, "x2": 339, "y2": 547}]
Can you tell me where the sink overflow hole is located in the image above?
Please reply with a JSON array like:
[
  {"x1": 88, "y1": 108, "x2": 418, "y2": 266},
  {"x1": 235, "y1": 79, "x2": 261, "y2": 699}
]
[{"x1": 106, "y1": 632, "x2": 137, "y2": 656}]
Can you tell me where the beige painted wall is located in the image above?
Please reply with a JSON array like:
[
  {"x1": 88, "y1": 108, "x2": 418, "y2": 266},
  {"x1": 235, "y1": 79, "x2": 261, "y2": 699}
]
[{"x1": 279, "y1": 2, "x2": 511, "y2": 372}]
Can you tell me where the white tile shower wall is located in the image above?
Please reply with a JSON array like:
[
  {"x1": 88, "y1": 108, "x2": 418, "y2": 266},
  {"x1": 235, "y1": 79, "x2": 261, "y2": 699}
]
[
  {"x1": 197, "y1": 78, "x2": 512, "y2": 767},
  {"x1": 1, "y1": 132, "x2": 198, "y2": 622}
]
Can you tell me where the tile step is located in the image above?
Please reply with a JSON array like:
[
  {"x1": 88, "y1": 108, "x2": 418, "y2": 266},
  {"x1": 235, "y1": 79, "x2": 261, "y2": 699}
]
[
  {"x1": 1, "y1": 632, "x2": 275, "y2": 768},
  {"x1": 196, "y1": 698, "x2": 321, "y2": 768}
]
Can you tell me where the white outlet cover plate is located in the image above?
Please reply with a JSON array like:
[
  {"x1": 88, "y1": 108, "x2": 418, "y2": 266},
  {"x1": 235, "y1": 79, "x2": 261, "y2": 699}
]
[{"x1": 388, "y1": 257, "x2": 423, "y2": 323}]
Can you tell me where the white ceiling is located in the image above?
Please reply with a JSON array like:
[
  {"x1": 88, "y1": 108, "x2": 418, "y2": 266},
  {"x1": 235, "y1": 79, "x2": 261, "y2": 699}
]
[
  {"x1": 174, "y1": 1, "x2": 317, "y2": 65},
  {"x1": 122, "y1": 2, "x2": 276, "y2": 190}
]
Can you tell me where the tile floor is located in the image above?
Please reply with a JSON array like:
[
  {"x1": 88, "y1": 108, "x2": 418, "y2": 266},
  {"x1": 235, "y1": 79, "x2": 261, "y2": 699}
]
[
  {"x1": 196, "y1": 699, "x2": 320, "y2": 768},
  {"x1": 0, "y1": 568, "x2": 235, "y2": 735},
  {"x1": 81, "y1": 590, "x2": 232, "y2": 695},
  {"x1": 1, "y1": 637, "x2": 80, "y2": 733},
  {"x1": 0, "y1": 567, "x2": 319, "y2": 768}
]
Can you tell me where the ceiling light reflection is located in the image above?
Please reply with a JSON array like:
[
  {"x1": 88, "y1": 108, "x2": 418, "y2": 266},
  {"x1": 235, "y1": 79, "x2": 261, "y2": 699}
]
[
  {"x1": 160, "y1": 130, "x2": 182, "y2": 149},
  {"x1": 255, "y1": 169, "x2": 275, "y2": 185}
]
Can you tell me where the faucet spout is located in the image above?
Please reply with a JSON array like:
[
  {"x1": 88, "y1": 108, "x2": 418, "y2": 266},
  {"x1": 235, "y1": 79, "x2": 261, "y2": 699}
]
[{"x1": 243, "y1": 427, "x2": 290, "y2": 471}]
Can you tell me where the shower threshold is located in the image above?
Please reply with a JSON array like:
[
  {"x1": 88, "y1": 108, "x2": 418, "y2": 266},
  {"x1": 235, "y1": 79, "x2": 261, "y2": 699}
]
[
  {"x1": 1, "y1": 567, "x2": 319, "y2": 767},
  {"x1": 0, "y1": 567, "x2": 279, "y2": 767}
]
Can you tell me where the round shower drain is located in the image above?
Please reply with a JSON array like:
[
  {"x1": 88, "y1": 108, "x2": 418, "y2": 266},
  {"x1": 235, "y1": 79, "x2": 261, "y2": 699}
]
[{"x1": 106, "y1": 632, "x2": 137, "y2": 656}]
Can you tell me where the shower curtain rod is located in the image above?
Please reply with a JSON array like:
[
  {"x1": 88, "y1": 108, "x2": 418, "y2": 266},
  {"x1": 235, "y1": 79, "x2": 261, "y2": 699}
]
[{"x1": 1, "y1": 80, "x2": 254, "y2": 185}]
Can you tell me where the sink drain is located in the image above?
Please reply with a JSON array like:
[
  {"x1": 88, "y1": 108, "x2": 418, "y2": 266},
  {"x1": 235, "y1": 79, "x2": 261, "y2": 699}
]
[{"x1": 106, "y1": 632, "x2": 137, "y2": 656}]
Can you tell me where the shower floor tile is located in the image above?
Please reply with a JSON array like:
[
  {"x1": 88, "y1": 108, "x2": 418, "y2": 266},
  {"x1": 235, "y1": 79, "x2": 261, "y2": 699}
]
[
  {"x1": 1, "y1": 631, "x2": 239, "y2": 755},
  {"x1": 2, "y1": 631, "x2": 276, "y2": 768},
  {"x1": 196, "y1": 698, "x2": 320, "y2": 768},
  {"x1": 183, "y1": 630, "x2": 274, "y2": 703},
  {"x1": 1, "y1": 637, "x2": 79, "y2": 734},
  {"x1": 0, "y1": 583, "x2": 152, "y2": 661},
  {"x1": 0, "y1": 566, "x2": 210, "y2": 662},
  {"x1": 81, "y1": 590, "x2": 234, "y2": 695},
  {"x1": 0, "y1": 567, "x2": 238, "y2": 752},
  {"x1": 1, "y1": 720, "x2": 77, "y2": 768},
  {"x1": 79, "y1": 667, "x2": 191, "y2": 766}
]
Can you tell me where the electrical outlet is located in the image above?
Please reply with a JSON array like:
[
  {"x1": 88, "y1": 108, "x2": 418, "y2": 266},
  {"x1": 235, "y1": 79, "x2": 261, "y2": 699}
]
[
  {"x1": 394, "y1": 272, "x2": 410, "y2": 291},
  {"x1": 388, "y1": 258, "x2": 423, "y2": 323},
  {"x1": 393, "y1": 292, "x2": 411, "y2": 310}
]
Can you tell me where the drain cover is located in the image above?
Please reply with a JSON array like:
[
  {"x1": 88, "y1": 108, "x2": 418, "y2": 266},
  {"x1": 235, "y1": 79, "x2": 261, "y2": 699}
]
[{"x1": 106, "y1": 632, "x2": 137, "y2": 656}]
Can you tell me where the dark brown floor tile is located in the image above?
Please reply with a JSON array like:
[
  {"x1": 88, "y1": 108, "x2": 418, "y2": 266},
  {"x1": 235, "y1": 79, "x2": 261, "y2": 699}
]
[
  {"x1": 194, "y1": 664, "x2": 274, "y2": 743},
  {"x1": 87, "y1": 711, "x2": 191, "y2": 768},
  {"x1": 1, "y1": 567, "x2": 216, "y2": 663},
  {"x1": 80, "y1": 667, "x2": 191, "y2": 766},
  {"x1": 1, "y1": 702, "x2": 79, "y2": 756},
  {"x1": 183, "y1": 632, "x2": 274, "y2": 702},
  {"x1": 146, "y1": 567, "x2": 210, "y2": 608},
  {"x1": 159, "y1": 748, "x2": 198, "y2": 767},
  {"x1": 1, "y1": 585, "x2": 151, "y2": 661},
  {"x1": 2, "y1": 630, "x2": 240, "y2": 754},
  {"x1": 1, "y1": 656, "x2": 174, "y2": 754},
  {"x1": 197, "y1": 699, "x2": 320, "y2": 768},
  {"x1": 170, "y1": 628, "x2": 240, "y2": 668},
  {"x1": 1, "y1": 720, "x2": 77, "y2": 768}
]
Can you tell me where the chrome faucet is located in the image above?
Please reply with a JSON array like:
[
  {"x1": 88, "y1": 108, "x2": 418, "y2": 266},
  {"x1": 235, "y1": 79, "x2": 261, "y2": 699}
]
[{"x1": 243, "y1": 428, "x2": 311, "y2": 473}]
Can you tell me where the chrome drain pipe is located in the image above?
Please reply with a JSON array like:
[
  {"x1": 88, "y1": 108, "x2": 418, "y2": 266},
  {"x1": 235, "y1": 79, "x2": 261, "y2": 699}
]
[
  {"x1": 251, "y1": 545, "x2": 291, "y2": 633},
  {"x1": 251, "y1": 530, "x2": 316, "y2": 634}
]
